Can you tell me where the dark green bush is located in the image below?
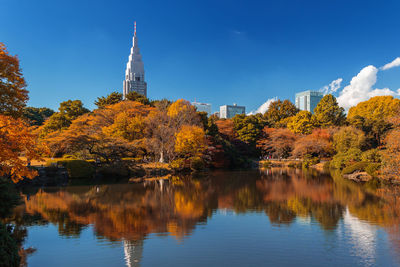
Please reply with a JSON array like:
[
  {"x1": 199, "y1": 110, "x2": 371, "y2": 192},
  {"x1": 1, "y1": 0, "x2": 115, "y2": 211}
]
[
  {"x1": 330, "y1": 148, "x2": 362, "y2": 169},
  {"x1": 190, "y1": 157, "x2": 205, "y2": 171},
  {"x1": 49, "y1": 160, "x2": 95, "y2": 178},
  {"x1": 98, "y1": 162, "x2": 130, "y2": 177},
  {"x1": 342, "y1": 161, "x2": 369, "y2": 175},
  {"x1": 302, "y1": 154, "x2": 320, "y2": 168},
  {"x1": 0, "y1": 223, "x2": 20, "y2": 267}
]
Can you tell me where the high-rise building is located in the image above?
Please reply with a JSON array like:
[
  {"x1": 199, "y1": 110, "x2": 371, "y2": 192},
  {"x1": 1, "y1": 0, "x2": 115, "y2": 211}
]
[
  {"x1": 123, "y1": 22, "x2": 147, "y2": 98},
  {"x1": 219, "y1": 104, "x2": 246, "y2": 119},
  {"x1": 192, "y1": 101, "x2": 212, "y2": 115},
  {"x1": 295, "y1": 90, "x2": 323, "y2": 113}
]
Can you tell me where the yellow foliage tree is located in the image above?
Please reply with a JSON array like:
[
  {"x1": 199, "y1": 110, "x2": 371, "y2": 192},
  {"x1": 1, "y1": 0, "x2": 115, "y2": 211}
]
[
  {"x1": 167, "y1": 99, "x2": 193, "y2": 118},
  {"x1": 348, "y1": 96, "x2": 400, "y2": 120},
  {"x1": 175, "y1": 125, "x2": 206, "y2": 157}
]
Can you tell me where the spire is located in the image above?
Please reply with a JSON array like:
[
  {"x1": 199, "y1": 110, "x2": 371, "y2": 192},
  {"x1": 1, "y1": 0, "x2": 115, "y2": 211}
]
[{"x1": 134, "y1": 21, "x2": 136, "y2": 36}]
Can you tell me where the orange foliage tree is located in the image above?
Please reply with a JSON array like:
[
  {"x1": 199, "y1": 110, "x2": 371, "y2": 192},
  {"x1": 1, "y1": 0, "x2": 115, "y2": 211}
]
[
  {"x1": 215, "y1": 119, "x2": 235, "y2": 139},
  {"x1": 0, "y1": 115, "x2": 42, "y2": 182},
  {"x1": 0, "y1": 42, "x2": 28, "y2": 118},
  {"x1": 292, "y1": 128, "x2": 335, "y2": 158},
  {"x1": 257, "y1": 127, "x2": 298, "y2": 158},
  {"x1": 42, "y1": 101, "x2": 152, "y2": 161},
  {"x1": 382, "y1": 116, "x2": 400, "y2": 181}
]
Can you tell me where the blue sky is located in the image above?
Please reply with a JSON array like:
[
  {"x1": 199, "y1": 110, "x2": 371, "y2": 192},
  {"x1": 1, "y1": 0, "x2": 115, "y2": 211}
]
[{"x1": 1, "y1": 0, "x2": 400, "y2": 112}]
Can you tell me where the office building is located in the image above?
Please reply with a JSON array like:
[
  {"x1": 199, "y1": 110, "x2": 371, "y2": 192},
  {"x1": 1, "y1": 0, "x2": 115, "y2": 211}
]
[
  {"x1": 295, "y1": 90, "x2": 323, "y2": 113},
  {"x1": 192, "y1": 101, "x2": 212, "y2": 115},
  {"x1": 123, "y1": 22, "x2": 147, "y2": 98},
  {"x1": 219, "y1": 104, "x2": 246, "y2": 119}
]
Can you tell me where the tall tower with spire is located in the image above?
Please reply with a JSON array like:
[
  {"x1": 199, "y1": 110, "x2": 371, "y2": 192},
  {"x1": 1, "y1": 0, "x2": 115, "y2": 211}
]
[{"x1": 123, "y1": 22, "x2": 147, "y2": 98}]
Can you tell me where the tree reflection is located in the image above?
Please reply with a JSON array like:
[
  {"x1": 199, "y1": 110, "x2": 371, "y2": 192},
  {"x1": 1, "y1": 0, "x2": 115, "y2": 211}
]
[{"x1": 10, "y1": 168, "x2": 400, "y2": 265}]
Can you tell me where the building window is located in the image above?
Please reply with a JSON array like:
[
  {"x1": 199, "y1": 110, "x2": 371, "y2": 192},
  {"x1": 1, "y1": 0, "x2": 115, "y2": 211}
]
[{"x1": 135, "y1": 77, "x2": 140, "y2": 81}]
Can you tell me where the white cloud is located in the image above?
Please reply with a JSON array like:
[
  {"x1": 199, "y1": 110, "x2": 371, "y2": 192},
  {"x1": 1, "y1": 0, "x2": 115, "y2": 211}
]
[
  {"x1": 248, "y1": 97, "x2": 277, "y2": 115},
  {"x1": 337, "y1": 65, "x2": 400, "y2": 110},
  {"x1": 381, "y1": 57, "x2": 400, "y2": 70},
  {"x1": 320, "y1": 78, "x2": 343, "y2": 95}
]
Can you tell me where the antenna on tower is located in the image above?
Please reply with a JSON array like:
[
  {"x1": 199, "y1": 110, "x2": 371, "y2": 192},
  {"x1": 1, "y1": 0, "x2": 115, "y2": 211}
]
[{"x1": 134, "y1": 21, "x2": 137, "y2": 36}]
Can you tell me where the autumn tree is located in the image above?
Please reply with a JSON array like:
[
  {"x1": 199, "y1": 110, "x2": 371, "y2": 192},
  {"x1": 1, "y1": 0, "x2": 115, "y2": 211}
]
[
  {"x1": 0, "y1": 43, "x2": 29, "y2": 118},
  {"x1": 95, "y1": 92, "x2": 123, "y2": 108},
  {"x1": 333, "y1": 126, "x2": 366, "y2": 153},
  {"x1": 257, "y1": 127, "x2": 298, "y2": 158},
  {"x1": 0, "y1": 115, "x2": 42, "y2": 182},
  {"x1": 43, "y1": 101, "x2": 152, "y2": 161},
  {"x1": 381, "y1": 117, "x2": 400, "y2": 181},
  {"x1": 348, "y1": 96, "x2": 400, "y2": 146},
  {"x1": 292, "y1": 128, "x2": 334, "y2": 158},
  {"x1": 312, "y1": 94, "x2": 345, "y2": 127},
  {"x1": 264, "y1": 99, "x2": 298, "y2": 128},
  {"x1": 23, "y1": 107, "x2": 54, "y2": 126},
  {"x1": 215, "y1": 119, "x2": 236, "y2": 140},
  {"x1": 0, "y1": 43, "x2": 43, "y2": 183},
  {"x1": 145, "y1": 109, "x2": 175, "y2": 163},
  {"x1": 145, "y1": 99, "x2": 201, "y2": 163},
  {"x1": 125, "y1": 91, "x2": 150, "y2": 105},
  {"x1": 175, "y1": 125, "x2": 206, "y2": 158},
  {"x1": 287, "y1": 110, "x2": 314, "y2": 134}
]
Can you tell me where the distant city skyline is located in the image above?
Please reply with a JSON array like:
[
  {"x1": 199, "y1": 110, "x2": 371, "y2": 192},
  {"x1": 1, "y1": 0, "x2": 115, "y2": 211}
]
[{"x1": 1, "y1": 0, "x2": 400, "y2": 113}]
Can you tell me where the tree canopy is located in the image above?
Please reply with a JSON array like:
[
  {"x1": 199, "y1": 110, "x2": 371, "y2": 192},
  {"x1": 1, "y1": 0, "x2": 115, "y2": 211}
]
[
  {"x1": 313, "y1": 94, "x2": 346, "y2": 127},
  {"x1": 95, "y1": 92, "x2": 123, "y2": 108},
  {"x1": 23, "y1": 107, "x2": 54, "y2": 126},
  {"x1": 125, "y1": 91, "x2": 150, "y2": 105},
  {"x1": 0, "y1": 42, "x2": 28, "y2": 117},
  {"x1": 287, "y1": 110, "x2": 314, "y2": 134},
  {"x1": 264, "y1": 99, "x2": 298, "y2": 127}
]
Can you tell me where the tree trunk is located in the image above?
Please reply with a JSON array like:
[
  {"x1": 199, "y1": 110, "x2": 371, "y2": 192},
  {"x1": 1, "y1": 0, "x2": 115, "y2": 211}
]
[{"x1": 159, "y1": 151, "x2": 164, "y2": 163}]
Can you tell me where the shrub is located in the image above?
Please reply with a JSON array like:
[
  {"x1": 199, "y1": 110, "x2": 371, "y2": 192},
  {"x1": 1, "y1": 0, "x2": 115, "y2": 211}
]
[
  {"x1": 365, "y1": 163, "x2": 381, "y2": 177},
  {"x1": 46, "y1": 159, "x2": 95, "y2": 178},
  {"x1": 361, "y1": 149, "x2": 382, "y2": 163},
  {"x1": 190, "y1": 157, "x2": 205, "y2": 171},
  {"x1": 330, "y1": 148, "x2": 362, "y2": 169},
  {"x1": 302, "y1": 154, "x2": 320, "y2": 168},
  {"x1": 98, "y1": 162, "x2": 130, "y2": 177},
  {"x1": 63, "y1": 160, "x2": 95, "y2": 178},
  {"x1": 170, "y1": 158, "x2": 186, "y2": 171},
  {"x1": 342, "y1": 162, "x2": 369, "y2": 175}
]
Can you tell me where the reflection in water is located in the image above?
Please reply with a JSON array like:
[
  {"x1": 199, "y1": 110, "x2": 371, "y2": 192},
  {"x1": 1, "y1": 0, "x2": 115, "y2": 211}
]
[
  {"x1": 123, "y1": 239, "x2": 143, "y2": 267},
  {"x1": 340, "y1": 208, "x2": 378, "y2": 266},
  {"x1": 11, "y1": 168, "x2": 400, "y2": 266}
]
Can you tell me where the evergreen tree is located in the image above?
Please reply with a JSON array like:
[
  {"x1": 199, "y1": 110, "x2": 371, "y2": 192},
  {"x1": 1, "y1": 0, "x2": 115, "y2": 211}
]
[{"x1": 95, "y1": 92, "x2": 123, "y2": 108}]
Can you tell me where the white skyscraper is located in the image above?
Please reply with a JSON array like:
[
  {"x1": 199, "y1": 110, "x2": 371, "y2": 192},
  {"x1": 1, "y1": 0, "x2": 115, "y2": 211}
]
[{"x1": 123, "y1": 22, "x2": 147, "y2": 98}]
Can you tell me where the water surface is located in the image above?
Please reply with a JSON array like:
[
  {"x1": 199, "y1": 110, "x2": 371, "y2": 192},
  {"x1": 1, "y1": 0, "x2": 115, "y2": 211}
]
[{"x1": 12, "y1": 168, "x2": 400, "y2": 266}]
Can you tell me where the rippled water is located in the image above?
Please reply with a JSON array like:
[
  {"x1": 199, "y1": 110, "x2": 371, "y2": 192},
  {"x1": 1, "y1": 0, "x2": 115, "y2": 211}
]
[{"x1": 11, "y1": 168, "x2": 400, "y2": 266}]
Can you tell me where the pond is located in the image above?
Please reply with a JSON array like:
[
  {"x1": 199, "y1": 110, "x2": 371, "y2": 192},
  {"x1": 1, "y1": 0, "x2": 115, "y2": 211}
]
[{"x1": 11, "y1": 168, "x2": 400, "y2": 266}]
